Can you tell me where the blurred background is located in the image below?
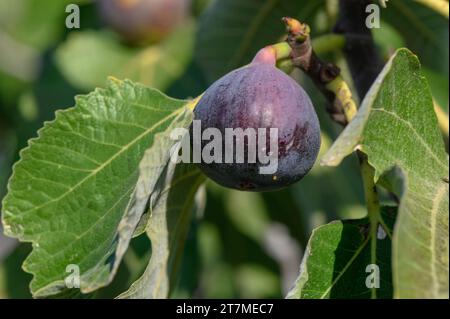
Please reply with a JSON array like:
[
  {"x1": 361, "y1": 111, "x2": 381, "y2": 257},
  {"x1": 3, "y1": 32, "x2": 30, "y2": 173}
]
[{"x1": 0, "y1": 0, "x2": 448, "y2": 298}]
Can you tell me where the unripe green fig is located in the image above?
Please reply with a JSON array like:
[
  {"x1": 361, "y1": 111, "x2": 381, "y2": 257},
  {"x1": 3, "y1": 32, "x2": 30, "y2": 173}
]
[
  {"x1": 97, "y1": 0, "x2": 190, "y2": 44},
  {"x1": 193, "y1": 53, "x2": 321, "y2": 192}
]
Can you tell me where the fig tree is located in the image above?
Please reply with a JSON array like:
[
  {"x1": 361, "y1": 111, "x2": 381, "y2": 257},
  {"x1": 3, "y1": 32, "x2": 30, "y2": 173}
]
[
  {"x1": 97, "y1": 0, "x2": 190, "y2": 45},
  {"x1": 193, "y1": 52, "x2": 321, "y2": 191}
]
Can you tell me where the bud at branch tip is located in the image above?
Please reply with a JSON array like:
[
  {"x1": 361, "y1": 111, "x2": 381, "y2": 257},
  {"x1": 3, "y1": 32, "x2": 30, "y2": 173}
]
[{"x1": 282, "y1": 17, "x2": 310, "y2": 42}]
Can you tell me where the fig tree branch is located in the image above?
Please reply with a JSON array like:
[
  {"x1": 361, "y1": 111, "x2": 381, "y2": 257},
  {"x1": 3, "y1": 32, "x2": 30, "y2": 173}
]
[
  {"x1": 334, "y1": 0, "x2": 383, "y2": 100},
  {"x1": 282, "y1": 17, "x2": 357, "y2": 125},
  {"x1": 279, "y1": 15, "x2": 384, "y2": 279}
]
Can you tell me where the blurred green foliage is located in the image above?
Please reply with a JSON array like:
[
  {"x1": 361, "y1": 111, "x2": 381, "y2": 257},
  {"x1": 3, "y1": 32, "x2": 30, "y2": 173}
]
[{"x1": 0, "y1": 0, "x2": 448, "y2": 299}]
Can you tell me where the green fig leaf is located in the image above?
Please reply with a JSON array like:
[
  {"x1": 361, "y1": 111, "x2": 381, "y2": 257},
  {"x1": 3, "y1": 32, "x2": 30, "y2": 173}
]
[
  {"x1": 1, "y1": 78, "x2": 196, "y2": 297},
  {"x1": 322, "y1": 48, "x2": 449, "y2": 298}
]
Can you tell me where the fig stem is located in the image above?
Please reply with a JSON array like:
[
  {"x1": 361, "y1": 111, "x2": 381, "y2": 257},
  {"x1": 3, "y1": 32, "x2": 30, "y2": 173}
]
[
  {"x1": 271, "y1": 42, "x2": 292, "y2": 60},
  {"x1": 254, "y1": 35, "x2": 344, "y2": 72},
  {"x1": 276, "y1": 58, "x2": 294, "y2": 74},
  {"x1": 252, "y1": 42, "x2": 292, "y2": 66}
]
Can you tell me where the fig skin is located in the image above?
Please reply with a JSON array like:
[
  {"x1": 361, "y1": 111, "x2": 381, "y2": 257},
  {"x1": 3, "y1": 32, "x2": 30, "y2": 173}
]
[
  {"x1": 97, "y1": 0, "x2": 189, "y2": 45},
  {"x1": 193, "y1": 61, "x2": 321, "y2": 192}
]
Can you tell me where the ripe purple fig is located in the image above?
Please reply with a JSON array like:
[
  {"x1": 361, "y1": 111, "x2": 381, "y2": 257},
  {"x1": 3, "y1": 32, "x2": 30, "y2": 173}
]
[
  {"x1": 97, "y1": 0, "x2": 190, "y2": 45},
  {"x1": 193, "y1": 50, "x2": 321, "y2": 191}
]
